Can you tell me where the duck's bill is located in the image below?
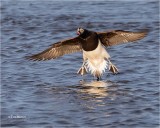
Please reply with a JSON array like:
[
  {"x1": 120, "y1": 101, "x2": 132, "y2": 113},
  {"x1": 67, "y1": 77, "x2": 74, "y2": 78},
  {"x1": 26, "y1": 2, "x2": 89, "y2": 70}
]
[{"x1": 77, "y1": 31, "x2": 80, "y2": 35}]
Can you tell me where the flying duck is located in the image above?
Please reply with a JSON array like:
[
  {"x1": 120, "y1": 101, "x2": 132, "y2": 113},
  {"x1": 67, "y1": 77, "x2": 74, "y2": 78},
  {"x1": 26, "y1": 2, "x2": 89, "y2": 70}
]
[{"x1": 27, "y1": 28, "x2": 147, "y2": 81}]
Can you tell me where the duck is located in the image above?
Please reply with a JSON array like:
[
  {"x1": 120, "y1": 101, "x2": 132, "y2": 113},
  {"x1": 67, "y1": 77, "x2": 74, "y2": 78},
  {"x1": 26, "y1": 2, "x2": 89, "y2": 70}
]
[{"x1": 27, "y1": 27, "x2": 147, "y2": 81}]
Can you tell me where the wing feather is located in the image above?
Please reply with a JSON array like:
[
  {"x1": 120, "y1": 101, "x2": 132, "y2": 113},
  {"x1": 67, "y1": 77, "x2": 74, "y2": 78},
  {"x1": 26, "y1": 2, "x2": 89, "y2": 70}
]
[
  {"x1": 98, "y1": 30, "x2": 148, "y2": 47},
  {"x1": 26, "y1": 37, "x2": 82, "y2": 61}
]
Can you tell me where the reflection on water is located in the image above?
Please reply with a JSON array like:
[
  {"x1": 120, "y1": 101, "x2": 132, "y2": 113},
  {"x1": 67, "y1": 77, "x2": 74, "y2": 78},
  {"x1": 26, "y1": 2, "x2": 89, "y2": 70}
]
[
  {"x1": 45, "y1": 80, "x2": 118, "y2": 110},
  {"x1": 80, "y1": 80, "x2": 110, "y2": 98},
  {"x1": 74, "y1": 80, "x2": 118, "y2": 109}
]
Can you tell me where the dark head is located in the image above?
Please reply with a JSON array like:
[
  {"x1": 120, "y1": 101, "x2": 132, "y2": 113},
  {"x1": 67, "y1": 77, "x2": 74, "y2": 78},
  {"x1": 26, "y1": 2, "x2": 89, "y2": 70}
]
[
  {"x1": 77, "y1": 27, "x2": 91, "y2": 39},
  {"x1": 77, "y1": 27, "x2": 85, "y2": 35}
]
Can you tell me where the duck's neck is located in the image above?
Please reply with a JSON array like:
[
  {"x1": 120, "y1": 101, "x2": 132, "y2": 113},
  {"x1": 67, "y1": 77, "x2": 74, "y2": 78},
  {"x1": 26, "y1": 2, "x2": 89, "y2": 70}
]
[{"x1": 80, "y1": 32, "x2": 99, "y2": 51}]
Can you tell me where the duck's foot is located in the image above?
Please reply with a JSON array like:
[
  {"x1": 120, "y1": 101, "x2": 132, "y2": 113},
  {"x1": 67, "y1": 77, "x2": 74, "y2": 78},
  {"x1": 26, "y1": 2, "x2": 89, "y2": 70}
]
[
  {"x1": 109, "y1": 64, "x2": 119, "y2": 74},
  {"x1": 77, "y1": 66, "x2": 87, "y2": 76},
  {"x1": 105, "y1": 58, "x2": 119, "y2": 74}
]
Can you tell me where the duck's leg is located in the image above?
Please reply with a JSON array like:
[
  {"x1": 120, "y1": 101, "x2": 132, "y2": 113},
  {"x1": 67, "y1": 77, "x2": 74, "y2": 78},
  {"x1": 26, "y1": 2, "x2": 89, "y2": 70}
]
[
  {"x1": 106, "y1": 59, "x2": 119, "y2": 74},
  {"x1": 77, "y1": 60, "x2": 88, "y2": 76}
]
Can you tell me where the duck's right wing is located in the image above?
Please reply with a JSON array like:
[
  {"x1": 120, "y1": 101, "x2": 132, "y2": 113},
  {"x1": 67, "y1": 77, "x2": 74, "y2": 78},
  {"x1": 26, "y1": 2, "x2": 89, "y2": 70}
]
[{"x1": 26, "y1": 37, "x2": 82, "y2": 61}]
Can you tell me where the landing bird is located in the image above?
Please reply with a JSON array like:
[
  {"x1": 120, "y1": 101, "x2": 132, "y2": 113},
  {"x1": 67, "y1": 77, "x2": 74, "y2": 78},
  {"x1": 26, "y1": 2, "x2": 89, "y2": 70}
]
[{"x1": 27, "y1": 28, "x2": 147, "y2": 81}]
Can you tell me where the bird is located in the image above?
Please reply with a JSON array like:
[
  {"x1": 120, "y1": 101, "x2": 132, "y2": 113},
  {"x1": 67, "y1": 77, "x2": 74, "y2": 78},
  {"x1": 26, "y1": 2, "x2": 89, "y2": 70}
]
[{"x1": 26, "y1": 27, "x2": 147, "y2": 81}]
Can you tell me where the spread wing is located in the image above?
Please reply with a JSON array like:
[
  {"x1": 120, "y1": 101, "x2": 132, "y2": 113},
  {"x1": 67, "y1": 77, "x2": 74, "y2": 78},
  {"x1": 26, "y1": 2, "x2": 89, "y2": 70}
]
[
  {"x1": 26, "y1": 37, "x2": 82, "y2": 61},
  {"x1": 97, "y1": 30, "x2": 148, "y2": 47}
]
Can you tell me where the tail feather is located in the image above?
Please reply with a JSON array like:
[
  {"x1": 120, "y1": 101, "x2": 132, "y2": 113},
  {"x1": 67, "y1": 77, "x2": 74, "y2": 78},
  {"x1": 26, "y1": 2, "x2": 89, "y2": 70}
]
[{"x1": 95, "y1": 71, "x2": 101, "y2": 78}]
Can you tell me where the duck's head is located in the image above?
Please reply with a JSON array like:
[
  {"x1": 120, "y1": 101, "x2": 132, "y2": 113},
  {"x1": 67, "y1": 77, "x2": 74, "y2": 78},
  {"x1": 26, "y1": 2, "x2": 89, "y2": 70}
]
[{"x1": 77, "y1": 27, "x2": 85, "y2": 35}]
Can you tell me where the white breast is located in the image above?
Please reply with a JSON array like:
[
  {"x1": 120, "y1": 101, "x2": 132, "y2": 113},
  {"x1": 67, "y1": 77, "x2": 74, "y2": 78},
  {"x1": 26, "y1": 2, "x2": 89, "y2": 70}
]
[{"x1": 83, "y1": 40, "x2": 110, "y2": 77}]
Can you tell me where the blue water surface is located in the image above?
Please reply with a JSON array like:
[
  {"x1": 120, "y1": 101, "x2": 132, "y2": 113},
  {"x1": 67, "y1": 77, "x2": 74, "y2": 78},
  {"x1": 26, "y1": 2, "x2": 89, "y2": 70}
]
[{"x1": 1, "y1": 0, "x2": 159, "y2": 127}]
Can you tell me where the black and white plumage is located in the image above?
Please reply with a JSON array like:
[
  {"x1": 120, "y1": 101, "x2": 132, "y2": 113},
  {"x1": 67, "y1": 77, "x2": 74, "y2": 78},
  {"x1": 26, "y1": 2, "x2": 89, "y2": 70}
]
[{"x1": 27, "y1": 28, "x2": 147, "y2": 80}]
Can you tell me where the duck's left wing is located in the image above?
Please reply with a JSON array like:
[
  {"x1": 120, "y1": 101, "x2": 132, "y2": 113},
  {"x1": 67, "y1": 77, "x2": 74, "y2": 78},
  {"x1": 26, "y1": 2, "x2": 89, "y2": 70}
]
[{"x1": 97, "y1": 30, "x2": 148, "y2": 47}]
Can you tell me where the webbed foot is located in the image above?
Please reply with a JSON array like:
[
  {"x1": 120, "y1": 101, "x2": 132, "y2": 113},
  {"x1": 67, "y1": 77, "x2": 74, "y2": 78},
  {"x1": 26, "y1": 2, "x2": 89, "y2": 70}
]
[
  {"x1": 77, "y1": 66, "x2": 88, "y2": 76},
  {"x1": 109, "y1": 64, "x2": 119, "y2": 74}
]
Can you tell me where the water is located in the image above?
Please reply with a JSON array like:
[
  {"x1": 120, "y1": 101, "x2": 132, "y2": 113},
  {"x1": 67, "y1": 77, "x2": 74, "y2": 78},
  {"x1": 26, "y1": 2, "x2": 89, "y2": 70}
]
[{"x1": 1, "y1": 0, "x2": 159, "y2": 127}]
